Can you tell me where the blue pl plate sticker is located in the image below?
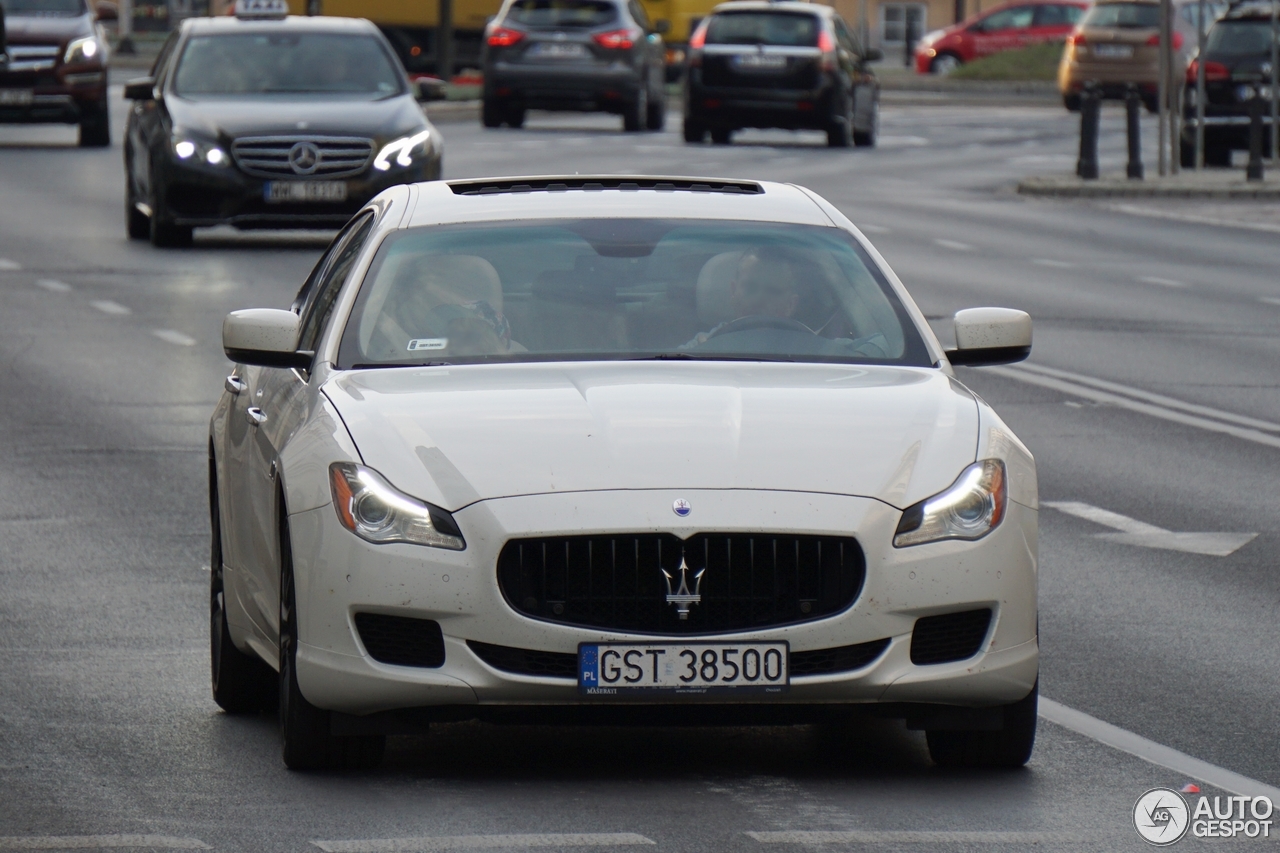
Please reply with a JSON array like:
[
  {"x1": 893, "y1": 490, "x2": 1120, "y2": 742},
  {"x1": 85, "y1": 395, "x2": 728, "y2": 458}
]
[{"x1": 579, "y1": 645, "x2": 599, "y2": 687}]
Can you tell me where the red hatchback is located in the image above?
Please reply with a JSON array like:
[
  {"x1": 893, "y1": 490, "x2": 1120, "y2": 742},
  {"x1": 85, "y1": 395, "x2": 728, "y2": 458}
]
[{"x1": 914, "y1": 0, "x2": 1089, "y2": 74}]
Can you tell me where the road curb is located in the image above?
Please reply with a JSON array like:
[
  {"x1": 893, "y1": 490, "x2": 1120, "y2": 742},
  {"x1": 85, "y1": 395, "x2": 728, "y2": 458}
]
[{"x1": 1018, "y1": 174, "x2": 1280, "y2": 198}]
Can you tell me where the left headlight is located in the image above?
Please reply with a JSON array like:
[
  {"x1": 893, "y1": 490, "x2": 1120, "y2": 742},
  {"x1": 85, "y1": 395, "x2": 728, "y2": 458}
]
[
  {"x1": 373, "y1": 129, "x2": 433, "y2": 171},
  {"x1": 64, "y1": 36, "x2": 105, "y2": 65},
  {"x1": 329, "y1": 462, "x2": 465, "y2": 550},
  {"x1": 893, "y1": 460, "x2": 1007, "y2": 548}
]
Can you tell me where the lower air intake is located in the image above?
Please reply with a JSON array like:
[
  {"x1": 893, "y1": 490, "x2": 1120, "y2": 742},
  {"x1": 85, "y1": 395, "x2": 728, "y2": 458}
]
[
  {"x1": 355, "y1": 613, "x2": 446, "y2": 668},
  {"x1": 909, "y1": 609, "x2": 993, "y2": 665}
]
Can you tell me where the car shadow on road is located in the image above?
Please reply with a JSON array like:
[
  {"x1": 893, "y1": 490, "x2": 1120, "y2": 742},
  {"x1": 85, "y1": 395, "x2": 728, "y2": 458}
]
[{"x1": 190, "y1": 229, "x2": 336, "y2": 251}]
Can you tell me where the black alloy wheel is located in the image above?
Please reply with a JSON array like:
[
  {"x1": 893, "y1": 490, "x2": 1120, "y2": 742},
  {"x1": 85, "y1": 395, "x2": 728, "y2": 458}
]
[
  {"x1": 682, "y1": 118, "x2": 706, "y2": 143},
  {"x1": 78, "y1": 96, "x2": 110, "y2": 148},
  {"x1": 926, "y1": 680, "x2": 1038, "y2": 768},
  {"x1": 710, "y1": 127, "x2": 732, "y2": 145},
  {"x1": 481, "y1": 98, "x2": 505, "y2": 129},
  {"x1": 278, "y1": 496, "x2": 385, "y2": 771},
  {"x1": 209, "y1": 459, "x2": 275, "y2": 713},
  {"x1": 623, "y1": 87, "x2": 647, "y2": 132}
]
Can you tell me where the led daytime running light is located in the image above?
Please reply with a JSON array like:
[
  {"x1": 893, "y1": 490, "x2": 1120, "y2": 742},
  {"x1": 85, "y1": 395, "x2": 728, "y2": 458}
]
[
  {"x1": 893, "y1": 459, "x2": 1007, "y2": 548},
  {"x1": 373, "y1": 130, "x2": 432, "y2": 171},
  {"x1": 329, "y1": 462, "x2": 465, "y2": 550}
]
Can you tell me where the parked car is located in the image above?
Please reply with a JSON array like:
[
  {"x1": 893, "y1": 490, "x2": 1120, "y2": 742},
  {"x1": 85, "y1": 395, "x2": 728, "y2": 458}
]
[
  {"x1": 683, "y1": 1, "x2": 881, "y2": 148},
  {"x1": 1180, "y1": 2, "x2": 1278, "y2": 166},
  {"x1": 480, "y1": 0, "x2": 667, "y2": 131},
  {"x1": 914, "y1": 0, "x2": 1088, "y2": 75},
  {"x1": 124, "y1": 3, "x2": 443, "y2": 247},
  {"x1": 0, "y1": 0, "x2": 111, "y2": 147}
]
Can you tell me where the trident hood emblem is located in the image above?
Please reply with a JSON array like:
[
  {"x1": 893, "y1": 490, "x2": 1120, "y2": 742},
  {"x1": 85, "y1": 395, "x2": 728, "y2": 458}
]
[{"x1": 662, "y1": 555, "x2": 704, "y2": 620}]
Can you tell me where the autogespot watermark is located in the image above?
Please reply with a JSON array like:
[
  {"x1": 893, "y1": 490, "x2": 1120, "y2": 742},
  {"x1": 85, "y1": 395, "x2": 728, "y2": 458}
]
[{"x1": 1134, "y1": 787, "x2": 1275, "y2": 845}]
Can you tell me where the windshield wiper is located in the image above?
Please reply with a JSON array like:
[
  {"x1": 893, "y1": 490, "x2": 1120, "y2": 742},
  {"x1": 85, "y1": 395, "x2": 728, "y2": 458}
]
[{"x1": 631, "y1": 353, "x2": 796, "y2": 362}]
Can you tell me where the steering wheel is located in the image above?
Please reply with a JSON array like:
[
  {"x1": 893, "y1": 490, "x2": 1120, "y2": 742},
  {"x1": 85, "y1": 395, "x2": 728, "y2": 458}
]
[{"x1": 705, "y1": 315, "x2": 816, "y2": 340}]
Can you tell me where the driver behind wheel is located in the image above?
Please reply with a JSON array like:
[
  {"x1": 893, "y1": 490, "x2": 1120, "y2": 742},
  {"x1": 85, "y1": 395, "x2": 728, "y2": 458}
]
[{"x1": 682, "y1": 247, "x2": 804, "y2": 349}]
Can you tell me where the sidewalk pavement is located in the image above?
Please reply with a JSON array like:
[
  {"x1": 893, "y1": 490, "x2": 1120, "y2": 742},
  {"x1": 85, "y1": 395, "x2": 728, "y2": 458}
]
[{"x1": 1019, "y1": 170, "x2": 1280, "y2": 199}]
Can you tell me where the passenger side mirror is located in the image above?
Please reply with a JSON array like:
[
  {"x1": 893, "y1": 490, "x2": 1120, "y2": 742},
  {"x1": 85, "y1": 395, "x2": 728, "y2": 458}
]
[
  {"x1": 946, "y1": 307, "x2": 1032, "y2": 366},
  {"x1": 414, "y1": 76, "x2": 448, "y2": 102},
  {"x1": 223, "y1": 309, "x2": 312, "y2": 369},
  {"x1": 95, "y1": 0, "x2": 119, "y2": 21},
  {"x1": 123, "y1": 77, "x2": 156, "y2": 100},
  {"x1": 864, "y1": 47, "x2": 884, "y2": 62},
  {"x1": 655, "y1": 18, "x2": 671, "y2": 34}
]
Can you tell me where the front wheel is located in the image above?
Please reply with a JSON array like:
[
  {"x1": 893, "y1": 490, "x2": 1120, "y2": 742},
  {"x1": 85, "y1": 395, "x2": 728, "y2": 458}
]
[
  {"x1": 78, "y1": 97, "x2": 110, "y2": 148},
  {"x1": 125, "y1": 184, "x2": 149, "y2": 241},
  {"x1": 853, "y1": 99, "x2": 878, "y2": 148},
  {"x1": 710, "y1": 127, "x2": 732, "y2": 145},
  {"x1": 683, "y1": 119, "x2": 706, "y2": 143},
  {"x1": 926, "y1": 680, "x2": 1038, "y2": 768},
  {"x1": 646, "y1": 92, "x2": 666, "y2": 131},
  {"x1": 623, "y1": 88, "x2": 647, "y2": 132},
  {"x1": 930, "y1": 53, "x2": 961, "y2": 75}
]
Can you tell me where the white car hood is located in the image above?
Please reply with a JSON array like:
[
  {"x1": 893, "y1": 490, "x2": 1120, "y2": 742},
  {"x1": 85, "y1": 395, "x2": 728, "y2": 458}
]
[{"x1": 324, "y1": 362, "x2": 979, "y2": 511}]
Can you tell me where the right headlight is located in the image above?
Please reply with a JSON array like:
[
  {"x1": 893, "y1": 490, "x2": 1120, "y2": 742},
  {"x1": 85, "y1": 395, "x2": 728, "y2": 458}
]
[
  {"x1": 171, "y1": 133, "x2": 230, "y2": 167},
  {"x1": 373, "y1": 129, "x2": 433, "y2": 171},
  {"x1": 64, "y1": 35, "x2": 105, "y2": 65},
  {"x1": 893, "y1": 459, "x2": 1007, "y2": 548},
  {"x1": 329, "y1": 462, "x2": 465, "y2": 550}
]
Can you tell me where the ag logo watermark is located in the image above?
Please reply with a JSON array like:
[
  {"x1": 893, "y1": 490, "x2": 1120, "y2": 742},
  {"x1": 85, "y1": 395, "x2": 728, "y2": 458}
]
[{"x1": 1134, "y1": 786, "x2": 1274, "y2": 844}]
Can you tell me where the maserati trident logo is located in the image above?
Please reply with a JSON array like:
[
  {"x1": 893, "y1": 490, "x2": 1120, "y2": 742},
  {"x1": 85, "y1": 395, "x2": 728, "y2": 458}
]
[
  {"x1": 288, "y1": 141, "x2": 321, "y2": 175},
  {"x1": 672, "y1": 498, "x2": 691, "y2": 517},
  {"x1": 662, "y1": 555, "x2": 704, "y2": 620}
]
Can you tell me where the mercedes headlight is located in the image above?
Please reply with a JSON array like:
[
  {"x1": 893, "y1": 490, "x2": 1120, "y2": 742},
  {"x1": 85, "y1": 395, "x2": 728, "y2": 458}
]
[
  {"x1": 64, "y1": 36, "x2": 105, "y2": 65},
  {"x1": 373, "y1": 130, "x2": 432, "y2": 171},
  {"x1": 893, "y1": 460, "x2": 1007, "y2": 547},
  {"x1": 329, "y1": 462, "x2": 465, "y2": 550},
  {"x1": 172, "y1": 134, "x2": 230, "y2": 167}
]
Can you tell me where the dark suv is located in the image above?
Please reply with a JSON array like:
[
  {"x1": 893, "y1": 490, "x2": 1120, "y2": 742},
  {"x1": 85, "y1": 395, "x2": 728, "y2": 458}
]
[
  {"x1": 683, "y1": 1, "x2": 881, "y2": 148},
  {"x1": 1180, "y1": 3, "x2": 1277, "y2": 166},
  {"x1": 481, "y1": 0, "x2": 667, "y2": 131},
  {"x1": 0, "y1": 0, "x2": 110, "y2": 147}
]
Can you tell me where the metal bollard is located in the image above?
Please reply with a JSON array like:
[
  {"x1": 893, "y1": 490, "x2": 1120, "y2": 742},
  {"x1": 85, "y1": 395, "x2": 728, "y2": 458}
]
[
  {"x1": 1077, "y1": 86, "x2": 1101, "y2": 180},
  {"x1": 1125, "y1": 86, "x2": 1144, "y2": 180},
  {"x1": 1247, "y1": 90, "x2": 1265, "y2": 181}
]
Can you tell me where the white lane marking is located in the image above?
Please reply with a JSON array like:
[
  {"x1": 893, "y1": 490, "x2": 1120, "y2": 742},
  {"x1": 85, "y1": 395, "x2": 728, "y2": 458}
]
[
  {"x1": 0, "y1": 837, "x2": 209, "y2": 850},
  {"x1": 0, "y1": 259, "x2": 20, "y2": 271},
  {"x1": 153, "y1": 329, "x2": 196, "y2": 346},
  {"x1": 1040, "y1": 698, "x2": 1280, "y2": 802},
  {"x1": 878, "y1": 135, "x2": 930, "y2": 147},
  {"x1": 747, "y1": 831, "x2": 1087, "y2": 844},
  {"x1": 988, "y1": 364, "x2": 1280, "y2": 450},
  {"x1": 1045, "y1": 501, "x2": 1257, "y2": 556},
  {"x1": 1107, "y1": 202, "x2": 1280, "y2": 235},
  {"x1": 36, "y1": 279, "x2": 72, "y2": 293},
  {"x1": 1259, "y1": 296, "x2": 1280, "y2": 306},
  {"x1": 90, "y1": 300, "x2": 131, "y2": 316},
  {"x1": 1139, "y1": 275, "x2": 1187, "y2": 288},
  {"x1": 933, "y1": 239, "x2": 973, "y2": 251},
  {"x1": 1032, "y1": 258, "x2": 1075, "y2": 269},
  {"x1": 312, "y1": 834, "x2": 656, "y2": 852},
  {"x1": 857, "y1": 224, "x2": 891, "y2": 234}
]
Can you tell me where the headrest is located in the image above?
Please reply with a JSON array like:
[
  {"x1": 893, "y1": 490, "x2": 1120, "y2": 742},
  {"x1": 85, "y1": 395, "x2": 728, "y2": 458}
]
[{"x1": 695, "y1": 251, "x2": 743, "y2": 327}]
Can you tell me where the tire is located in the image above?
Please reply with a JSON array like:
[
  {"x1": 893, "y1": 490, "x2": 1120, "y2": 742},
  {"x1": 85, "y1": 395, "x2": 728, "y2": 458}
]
[
  {"x1": 506, "y1": 105, "x2": 526, "y2": 129},
  {"x1": 148, "y1": 176, "x2": 193, "y2": 248},
  {"x1": 1180, "y1": 139, "x2": 1196, "y2": 168},
  {"x1": 826, "y1": 100, "x2": 852, "y2": 149},
  {"x1": 210, "y1": 460, "x2": 275, "y2": 714},
  {"x1": 1205, "y1": 141, "x2": 1232, "y2": 167},
  {"x1": 278, "y1": 500, "x2": 385, "y2": 771},
  {"x1": 78, "y1": 98, "x2": 110, "y2": 148},
  {"x1": 682, "y1": 119, "x2": 705, "y2": 143},
  {"x1": 646, "y1": 92, "x2": 666, "y2": 131},
  {"x1": 853, "y1": 98, "x2": 878, "y2": 148},
  {"x1": 1143, "y1": 95, "x2": 1159, "y2": 114},
  {"x1": 482, "y1": 98, "x2": 504, "y2": 129},
  {"x1": 1063, "y1": 94, "x2": 1081, "y2": 112},
  {"x1": 930, "y1": 53, "x2": 961, "y2": 75},
  {"x1": 710, "y1": 127, "x2": 732, "y2": 145},
  {"x1": 623, "y1": 87, "x2": 646, "y2": 132},
  {"x1": 125, "y1": 184, "x2": 149, "y2": 241},
  {"x1": 926, "y1": 680, "x2": 1038, "y2": 768}
]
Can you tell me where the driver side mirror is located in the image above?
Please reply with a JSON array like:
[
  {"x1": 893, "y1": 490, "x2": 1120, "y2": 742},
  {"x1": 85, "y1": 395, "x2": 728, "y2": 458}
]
[
  {"x1": 223, "y1": 308, "x2": 312, "y2": 369},
  {"x1": 946, "y1": 307, "x2": 1031, "y2": 366},
  {"x1": 123, "y1": 77, "x2": 156, "y2": 100},
  {"x1": 414, "y1": 76, "x2": 448, "y2": 102}
]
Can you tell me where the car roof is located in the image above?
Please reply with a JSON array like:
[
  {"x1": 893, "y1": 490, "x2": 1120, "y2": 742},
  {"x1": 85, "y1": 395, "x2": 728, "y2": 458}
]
[
  {"x1": 183, "y1": 15, "x2": 381, "y2": 35},
  {"x1": 403, "y1": 177, "x2": 836, "y2": 229},
  {"x1": 709, "y1": 1, "x2": 834, "y2": 15}
]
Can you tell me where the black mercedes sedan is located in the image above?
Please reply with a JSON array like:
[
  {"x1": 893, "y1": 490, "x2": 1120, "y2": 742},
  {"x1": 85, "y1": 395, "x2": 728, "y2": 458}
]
[{"x1": 124, "y1": 8, "x2": 443, "y2": 247}]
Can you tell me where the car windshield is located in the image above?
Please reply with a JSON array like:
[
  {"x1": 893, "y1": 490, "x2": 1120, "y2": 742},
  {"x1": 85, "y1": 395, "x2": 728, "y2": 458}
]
[
  {"x1": 1083, "y1": 3, "x2": 1160, "y2": 28},
  {"x1": 3, "y1": 0, "x2": 85, "y2": 14},
  {"x1": 704, "y1": 12, "x2": 821, "y2": 46},
  {"x1": 337, "y1": 219, "x2": 932, "y2": 369},
  {"x1": 1205, "y1": 19, "x2": 1273, "y2": 56},
  {"x1": 172, "y1": 33, "x2": 403, "y2": 97},
  {"x1": 506, "y1": 0, "x2": 618, "y2": 28}
]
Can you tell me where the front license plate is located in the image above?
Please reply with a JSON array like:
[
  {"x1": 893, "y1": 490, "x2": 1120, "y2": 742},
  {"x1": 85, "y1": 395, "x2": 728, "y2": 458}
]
[
  {"x1": 264, "y1": 181, "x2": 348, "y2": 203},
  {"x1": 1092, "y1": 44, "x2": 1134, "y2": 59},
  {"x1": 528, "y1": 43, "x2": 588, "y2": 59},
  {"x1": 579, "y1": 642, "x2": 789, "y2": 696},
  {"x1": 0, "y1": 89, "x2": 35, "y2": 106}
]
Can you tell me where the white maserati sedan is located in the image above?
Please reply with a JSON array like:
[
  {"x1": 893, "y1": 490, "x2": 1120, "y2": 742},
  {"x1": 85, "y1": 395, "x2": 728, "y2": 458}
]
[{"x1": 209, "y1": 176, "x2": 1039, "y2": 771}]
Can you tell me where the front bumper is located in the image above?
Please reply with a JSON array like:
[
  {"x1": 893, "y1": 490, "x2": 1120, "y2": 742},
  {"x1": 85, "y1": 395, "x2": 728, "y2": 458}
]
[
  {"x1": 285, "y1": 488, "x2": 1039, "y2": 718},
  {"x1": 153, "y1": 154, "x2": 436, "y2": 230},
  {"x1": 0, "y1": 68, "x2": 107, "y2": 125}
]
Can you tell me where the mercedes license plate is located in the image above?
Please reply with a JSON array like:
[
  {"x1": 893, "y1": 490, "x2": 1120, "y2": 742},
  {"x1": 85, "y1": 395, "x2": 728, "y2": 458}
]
[
  {"x1": 732, "y1": 53, "x2": 788, "y2": 71},
  {"x1": 1092, "y1": 44, "x2": 1134, "y2": 59},
  {"x1": 529, "y1": 42, "x2": 588, "y2": 59},
  {"x1": 264, "y1": 181, "x2": 348, "y2": 203},
  {"x1": 579, "y1": 642, "x2": 789, "y2": 696},
  {"x1": 0, "y1": 89, "x2": 35, "y2": 106}
]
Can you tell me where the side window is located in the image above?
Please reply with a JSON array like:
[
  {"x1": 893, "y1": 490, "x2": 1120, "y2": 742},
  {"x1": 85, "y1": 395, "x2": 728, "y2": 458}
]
[
  {"x1": 979, "y1": 7, "x2": 1034, "y2": 31},
  {"x1": 1034, "y1": 4, "x2": 1074, "y2": 26},
  {"x1": 628, "y1": 0, "x2": 652, "y2": 31},
  {"x1": 834, "y1": 18, "x2": 859, "y2": 53},
  {"x1": 297, "y1": 212, "x2": 376, "y2": 354}
]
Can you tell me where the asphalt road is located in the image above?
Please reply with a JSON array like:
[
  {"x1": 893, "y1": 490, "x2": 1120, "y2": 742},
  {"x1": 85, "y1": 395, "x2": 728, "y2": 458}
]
[{"x1": 1, "y1": 89, "x2": 1278, "y2": 852}]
